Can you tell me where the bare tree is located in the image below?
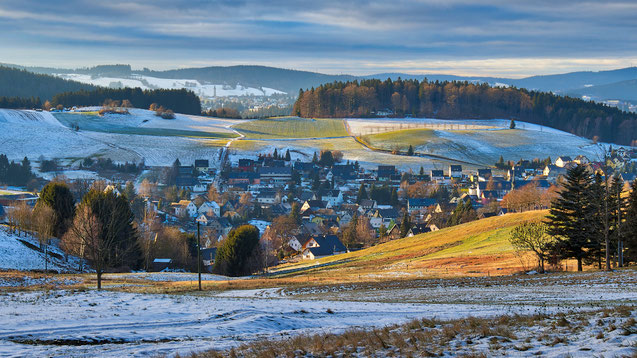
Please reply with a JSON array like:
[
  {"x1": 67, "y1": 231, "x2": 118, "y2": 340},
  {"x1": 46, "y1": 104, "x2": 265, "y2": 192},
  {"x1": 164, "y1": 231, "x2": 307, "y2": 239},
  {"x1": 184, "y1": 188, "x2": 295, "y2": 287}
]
[
  {"x1": 33, "y1": 204, "x2": 55, "y2": 271},
  {"x1": 509, "y1": 222, "x2": 554, "y2": 273}
]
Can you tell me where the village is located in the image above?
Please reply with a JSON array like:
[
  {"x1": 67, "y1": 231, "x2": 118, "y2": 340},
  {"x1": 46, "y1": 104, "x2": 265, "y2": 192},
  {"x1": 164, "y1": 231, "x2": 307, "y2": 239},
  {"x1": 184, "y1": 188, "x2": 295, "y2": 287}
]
[{"x1": 57, "y1": 144, "x2": 628, "y2": 272}]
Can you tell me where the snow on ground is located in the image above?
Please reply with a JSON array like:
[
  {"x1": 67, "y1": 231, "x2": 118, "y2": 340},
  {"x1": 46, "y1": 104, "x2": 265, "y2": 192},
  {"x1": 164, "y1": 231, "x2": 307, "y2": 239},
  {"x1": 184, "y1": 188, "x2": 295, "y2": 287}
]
[
  {"x1": 0, "y1": 289, "x2": 575, "y2": 357},
  {"x1": 0, "y1": 109, "x2": 226, "y2": 166},
  {"x1": 0, "y1": 270, "x2": 634, "y2": 357},
  {"x1": 0, "y1": 230, "x2": 83, "y2": 273},
  {"x1": 56, "y1": 73, "x2": 286, "y2": 97}
]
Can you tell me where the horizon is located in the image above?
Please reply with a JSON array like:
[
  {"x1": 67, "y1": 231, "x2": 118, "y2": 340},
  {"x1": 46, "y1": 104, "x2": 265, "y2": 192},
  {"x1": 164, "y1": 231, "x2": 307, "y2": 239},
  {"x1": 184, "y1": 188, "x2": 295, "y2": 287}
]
[{"x1": 1, "y1": 1, "x2": 636, "y2": 78}]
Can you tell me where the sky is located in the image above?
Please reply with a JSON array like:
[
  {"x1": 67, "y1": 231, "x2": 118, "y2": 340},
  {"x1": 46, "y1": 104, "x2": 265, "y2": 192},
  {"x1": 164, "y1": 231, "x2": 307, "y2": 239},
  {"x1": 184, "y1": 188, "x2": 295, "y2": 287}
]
[{"x1": 0, "y1": 0, "x2": 636, "y2": 78}]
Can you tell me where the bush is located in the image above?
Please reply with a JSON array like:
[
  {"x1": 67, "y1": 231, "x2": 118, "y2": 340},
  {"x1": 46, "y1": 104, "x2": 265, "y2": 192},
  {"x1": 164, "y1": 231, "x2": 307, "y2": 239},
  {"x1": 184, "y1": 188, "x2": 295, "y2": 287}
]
[{"x1": 213, "y1": 225, "x2": 260, "y2": 276}]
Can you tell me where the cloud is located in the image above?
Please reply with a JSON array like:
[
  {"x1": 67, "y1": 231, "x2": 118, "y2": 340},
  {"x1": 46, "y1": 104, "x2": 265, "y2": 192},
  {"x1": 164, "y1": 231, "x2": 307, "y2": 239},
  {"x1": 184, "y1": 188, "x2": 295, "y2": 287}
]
[{"x1": 0, "y1": 0, "x2": 635, "y2": 76}]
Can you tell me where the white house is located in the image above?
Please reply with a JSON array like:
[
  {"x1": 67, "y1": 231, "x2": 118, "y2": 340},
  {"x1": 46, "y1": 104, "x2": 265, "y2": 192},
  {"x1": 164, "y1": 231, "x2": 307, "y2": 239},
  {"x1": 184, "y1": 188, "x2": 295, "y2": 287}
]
[
  {"x1": 555, "y1": 156, "x2": 573, "y2": 168},
  {"x1": 198, "y1": 201, "x2": 221, "y2": 217},
  {"x1": 171, "y1": 200, "x2": 197, "y2": 217}
]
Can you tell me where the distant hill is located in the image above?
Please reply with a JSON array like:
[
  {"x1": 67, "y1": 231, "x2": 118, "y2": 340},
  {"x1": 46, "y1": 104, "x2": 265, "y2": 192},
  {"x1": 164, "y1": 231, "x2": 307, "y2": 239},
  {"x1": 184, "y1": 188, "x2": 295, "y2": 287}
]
[
  {"x1": 568, "y1": 79, "x2": 637, "y2": 102},
  {"x1": 294, "y1": 78, "x2": 637, "y2": 145},
  {"x1": 4, "y1": 62, "x2": 637, "y2": 102},
  {"x1": 0, "y1": 66, "x2": 96, "y2": 100},
  {"x1": 137, "y1": 65, "x2": 357, "y2": 94}
]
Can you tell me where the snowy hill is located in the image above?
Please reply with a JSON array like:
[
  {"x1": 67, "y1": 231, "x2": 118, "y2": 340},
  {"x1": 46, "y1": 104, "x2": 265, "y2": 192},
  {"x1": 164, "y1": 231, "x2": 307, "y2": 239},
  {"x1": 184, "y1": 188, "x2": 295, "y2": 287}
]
[
  {"x1": 0, "y1": 108, "x2": 229, "y2": 166},
  {"x1": 56, "y1": 73, "x2": 286, "y2": 98},
  {"x1": 0, "y1": 229, "x2": 84, "y2": 273}
]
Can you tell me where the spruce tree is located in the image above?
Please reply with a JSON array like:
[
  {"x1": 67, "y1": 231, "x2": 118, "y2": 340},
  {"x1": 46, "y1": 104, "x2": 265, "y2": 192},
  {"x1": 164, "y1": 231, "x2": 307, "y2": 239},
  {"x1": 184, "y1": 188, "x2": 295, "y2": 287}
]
[
  {"x1": 400, "y1": 211, "x2": 411, "y2": 238},
  {"x1": 407, "y1": 145, "x2": 414, "y2": 156},
  {"x1": 285, "y1": 149, "x2": 291, "y2": 161},
  {"x1": 546, "y1": 164, "x2": 594, "y2": 271},
  {"x1": 356, "y1": 183, "x2": 368, "y2": 203}
]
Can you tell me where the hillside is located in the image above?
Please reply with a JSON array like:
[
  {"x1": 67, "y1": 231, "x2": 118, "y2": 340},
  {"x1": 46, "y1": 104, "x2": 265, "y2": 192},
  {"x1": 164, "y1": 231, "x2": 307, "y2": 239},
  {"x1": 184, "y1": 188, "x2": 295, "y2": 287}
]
[
  {"x1": 0, "y1": 66, "x2": 95, "y2": 100},
  {"x1": 568, "y1": 79, "x2": 637, "y2": 102},
  {"x1": 0, "y1": 229, "x2": 83, "y2": 273},
  {"x1": 275, "y1": 211, "x2": 548, "y2": 281},
  {"x1": 12, "y1": 63, "x2": 637, "y2": 100},
  {"x1": 294, "y1": 78, "x2": 637, "y2": 145}
]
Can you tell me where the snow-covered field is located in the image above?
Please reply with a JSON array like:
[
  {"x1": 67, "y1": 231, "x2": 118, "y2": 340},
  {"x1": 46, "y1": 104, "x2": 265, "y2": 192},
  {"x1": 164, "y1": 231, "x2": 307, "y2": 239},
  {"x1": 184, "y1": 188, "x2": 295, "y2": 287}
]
[
  {"x1": 0, "y1": 270, "x2": 634, "y2": 357},
  {"x1": 0, "y1": 109, "x2": 228, "y2": 166},
  {"x1": 56, "y1": 74, "x2": 286, "y2": 97},
  {"x1": 0, "y1": 230, "x2": 83, "y2": 273}
]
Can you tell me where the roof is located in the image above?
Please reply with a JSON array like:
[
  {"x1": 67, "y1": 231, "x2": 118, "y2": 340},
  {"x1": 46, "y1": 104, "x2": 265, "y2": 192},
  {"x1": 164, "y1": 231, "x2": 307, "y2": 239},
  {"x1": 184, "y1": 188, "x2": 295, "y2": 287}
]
[
  {"x1": 305, "y1": 235, "x2": 347, "y2": 256},
  {"x1": 409, "y1": 223, "x2": 431, "y2": 235},
  {"x1": 153, "y1": 258, "x2": 172, "y2": 263},
  {"x1": 557, "y1": 156, "x2": 572, "y2": 161},
  {"x1": 431, "y1": 170, "x2": 444, "y2": 176},
  {"x1": 449, "y1": 165, "x2": 462, "y2": 171},
  {"x1": 408, "y1": 198, "x2": 438, "y2": 207},
  {"x1": 258, "y1": 167, "x2": 292, "y2": 175}
]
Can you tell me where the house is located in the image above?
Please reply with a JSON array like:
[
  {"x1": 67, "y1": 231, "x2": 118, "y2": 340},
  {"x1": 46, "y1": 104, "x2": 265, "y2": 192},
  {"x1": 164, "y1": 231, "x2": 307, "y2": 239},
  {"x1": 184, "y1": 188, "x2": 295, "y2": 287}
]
[
  {"x1": 555, "y1": 156, "x2": 573, "y2": 168},
  {"x1": 477, "y1": 169, "x2": 492, "y2": 181},
  {"x1": 320, "y1": 189, "x2": 343, "y2": 206},
  {"x1": 196, "y1": 213, "x2": 214, "y2": 226},
  {"x1": 574, "y1": 155, "x2": 589, "y2": 165},
  {"x1": 288, "y1": 237, "x2": 303, "y2": 252},
  {"x1": 257, "y1": 190, "x2": 281, "y2": 205},
  {"x1": 301, "y1": 235, "x2": 347, "y2": 259},
  {"x1": 198, "y1": 201, "x2": 221, "y2": 217},
  {"x1": 543, "y1": 165, "x2": 567, "y2": 180},
  {"x1": 258, "y1": 167, "x2": 292, "y2": 184},
  {"x1": 407, "y1": 223, "x2": 432, "y2": 237},
  {"x1": 359, "y1": 199, "x2": 377, "y2": 211},
  {"x1": 194, "y1": 159, "x2": 209, "y2": 173},
  {"x1": 201, "y1": 247, "x2": 217, "y2": 271},
  {"x1": 448, "y1": 165, "x2": 462, "y2": 178},
  {"x1": 151, "y1": 258, "x2": 172, "y2": 272},
  {"x1": 238, "y1": 159, "x2": 256, "y2": 171},
  {"x1": 430, "y1": 170, "x2": 444, "y2": 181},
  {"x1": 369, "y1": 208, "x2": 400, "y2": 228},
  {"x1": 301, "y1": 200, "x2": 328, "y2": 214},
  {"x1": 407, "y1": 198, "x2": 441, "y2": 213},
  {"x1": 332, "y1": 164, "x2": 357, "y2": 180},
  {"x1": 171, "y1": 200, "x2": 198, "y2": 217},
  {"x1": 377, "y1": 165, "x2": 396, "y2": 179},
  {"x1": 384, "y1": 223, "x2": 401, "y2": 241}
]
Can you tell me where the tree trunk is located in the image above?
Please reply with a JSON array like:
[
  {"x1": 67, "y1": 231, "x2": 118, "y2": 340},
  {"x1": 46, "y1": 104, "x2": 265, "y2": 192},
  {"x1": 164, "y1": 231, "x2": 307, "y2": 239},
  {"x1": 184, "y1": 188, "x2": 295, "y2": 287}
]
[
  {"x1": 97, "y1": 271, "x2": 102, "y2": 290},
  {"x1": 577, "y1": 257, "x2": 583, "y2": 272},
  {"x1": 539, "y1": 257, "x2": 545, "y2": 273}
]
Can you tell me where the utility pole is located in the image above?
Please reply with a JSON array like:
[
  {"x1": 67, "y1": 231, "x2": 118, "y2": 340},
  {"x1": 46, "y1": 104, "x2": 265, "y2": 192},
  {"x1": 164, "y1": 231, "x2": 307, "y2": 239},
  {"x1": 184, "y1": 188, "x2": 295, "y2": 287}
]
[{"x1": 197, "y1": 220, "x2": 202, "y2": 291}]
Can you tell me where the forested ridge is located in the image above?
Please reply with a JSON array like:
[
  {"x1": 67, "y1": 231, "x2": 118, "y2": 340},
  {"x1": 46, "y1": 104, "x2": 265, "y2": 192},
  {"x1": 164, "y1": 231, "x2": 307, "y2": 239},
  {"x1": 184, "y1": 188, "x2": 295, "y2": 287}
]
[
  {"x1": 52, "y1": 88, "x2": 202, "y2": 115},
  {"x1": 0, "y1": 66, "x2": 95, "y2": 100},
  {"x1": 293, "y1": 79, "x2": 637, "y2": 145}
]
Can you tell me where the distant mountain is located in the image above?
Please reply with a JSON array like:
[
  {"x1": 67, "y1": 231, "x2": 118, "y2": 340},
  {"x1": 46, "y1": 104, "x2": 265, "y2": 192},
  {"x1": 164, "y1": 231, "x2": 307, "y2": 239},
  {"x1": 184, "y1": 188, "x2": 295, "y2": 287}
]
[
  {"x1": 567, "y1": 79, "x2": 637, "y2": 102},
  {"x1": 509, "y1": 67, "x2": 637, "y2": 93},
  {"x1": 4, "y1": 62, "x2": 637, "y2": 102},
  {"x1": 0, "y1": 66, "x2": 96, "y2": 100}
]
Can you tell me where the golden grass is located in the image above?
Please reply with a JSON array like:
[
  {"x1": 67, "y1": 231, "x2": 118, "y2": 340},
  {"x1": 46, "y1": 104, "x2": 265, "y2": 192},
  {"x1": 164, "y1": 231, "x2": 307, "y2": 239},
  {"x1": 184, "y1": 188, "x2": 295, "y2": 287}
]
[{"x1": 232, "y1": 117, "x2": 348, "y2": 139}]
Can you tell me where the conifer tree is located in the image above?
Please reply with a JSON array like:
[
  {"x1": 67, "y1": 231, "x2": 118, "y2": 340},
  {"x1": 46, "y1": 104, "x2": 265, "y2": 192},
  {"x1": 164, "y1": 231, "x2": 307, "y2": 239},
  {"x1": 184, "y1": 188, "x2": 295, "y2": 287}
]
[
  {"x1": 546, "y1": 165, "x2": 594, "y2": 271},
  {"x1": 623, "y1": 180, "x2": 637, "y2": 263}
]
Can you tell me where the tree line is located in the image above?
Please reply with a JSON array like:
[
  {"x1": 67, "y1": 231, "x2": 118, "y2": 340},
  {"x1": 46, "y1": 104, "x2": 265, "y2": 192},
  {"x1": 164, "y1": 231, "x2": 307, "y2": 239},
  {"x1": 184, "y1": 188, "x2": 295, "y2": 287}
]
[
  {"x1": 511, "y1": 164, "x2": 637, "y2": 273},
  {"x1": 0, "y1": 154, "x2": 34, "y2": 187},
  {"x1": 51, "y1": 87, "x2": 201, "y2": 115},
  {"x1": 0, "y1": 66, "x2": 95, "y2": 100},
  {"x1": 293, "y1": 78, "x2": 637, "y2": 145},
  {"x1": 0, "y1": 96, "x2": 41, "y2": 109}
]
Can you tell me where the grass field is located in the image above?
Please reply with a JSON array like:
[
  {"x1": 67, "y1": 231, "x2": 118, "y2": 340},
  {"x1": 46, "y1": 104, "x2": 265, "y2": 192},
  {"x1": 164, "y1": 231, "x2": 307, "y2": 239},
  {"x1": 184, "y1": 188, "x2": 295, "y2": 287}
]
[
  {"x1": 232, "y1": 117, "x2": 348, "y2": 139},
  {"x1": 54, "y1": 112, "x2": 237, "y2": 139},
  {"x1": 360, "y1": 127, "x2": 597, "y2": 166},
  {"x1": 271, "y1": 210, "x2": 549, "y2": 282}
]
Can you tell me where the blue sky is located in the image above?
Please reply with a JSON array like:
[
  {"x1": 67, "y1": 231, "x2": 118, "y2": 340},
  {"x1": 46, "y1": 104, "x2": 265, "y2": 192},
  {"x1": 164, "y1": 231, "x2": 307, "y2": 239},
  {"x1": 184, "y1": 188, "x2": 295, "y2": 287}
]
[{"x1": 1, "y1": 0, "x2": 636, "y2": 77}]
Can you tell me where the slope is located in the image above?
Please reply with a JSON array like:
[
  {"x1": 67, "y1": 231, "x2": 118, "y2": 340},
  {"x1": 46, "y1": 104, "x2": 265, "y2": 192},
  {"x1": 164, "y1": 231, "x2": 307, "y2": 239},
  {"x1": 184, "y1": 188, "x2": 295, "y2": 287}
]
[
  {"x1": 275, "y1": 211, "x2": 548, "y2": 281},
  {"x1": 568, "y1": 79, "x2": 637, "y2": 102}
]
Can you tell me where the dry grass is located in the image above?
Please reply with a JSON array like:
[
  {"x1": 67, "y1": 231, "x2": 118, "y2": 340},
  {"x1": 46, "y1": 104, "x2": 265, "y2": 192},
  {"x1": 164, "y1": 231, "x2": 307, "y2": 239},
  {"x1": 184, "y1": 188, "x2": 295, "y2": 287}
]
[{"x1": 182, "y1": 306, "x2": 636, "y2": 358}]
